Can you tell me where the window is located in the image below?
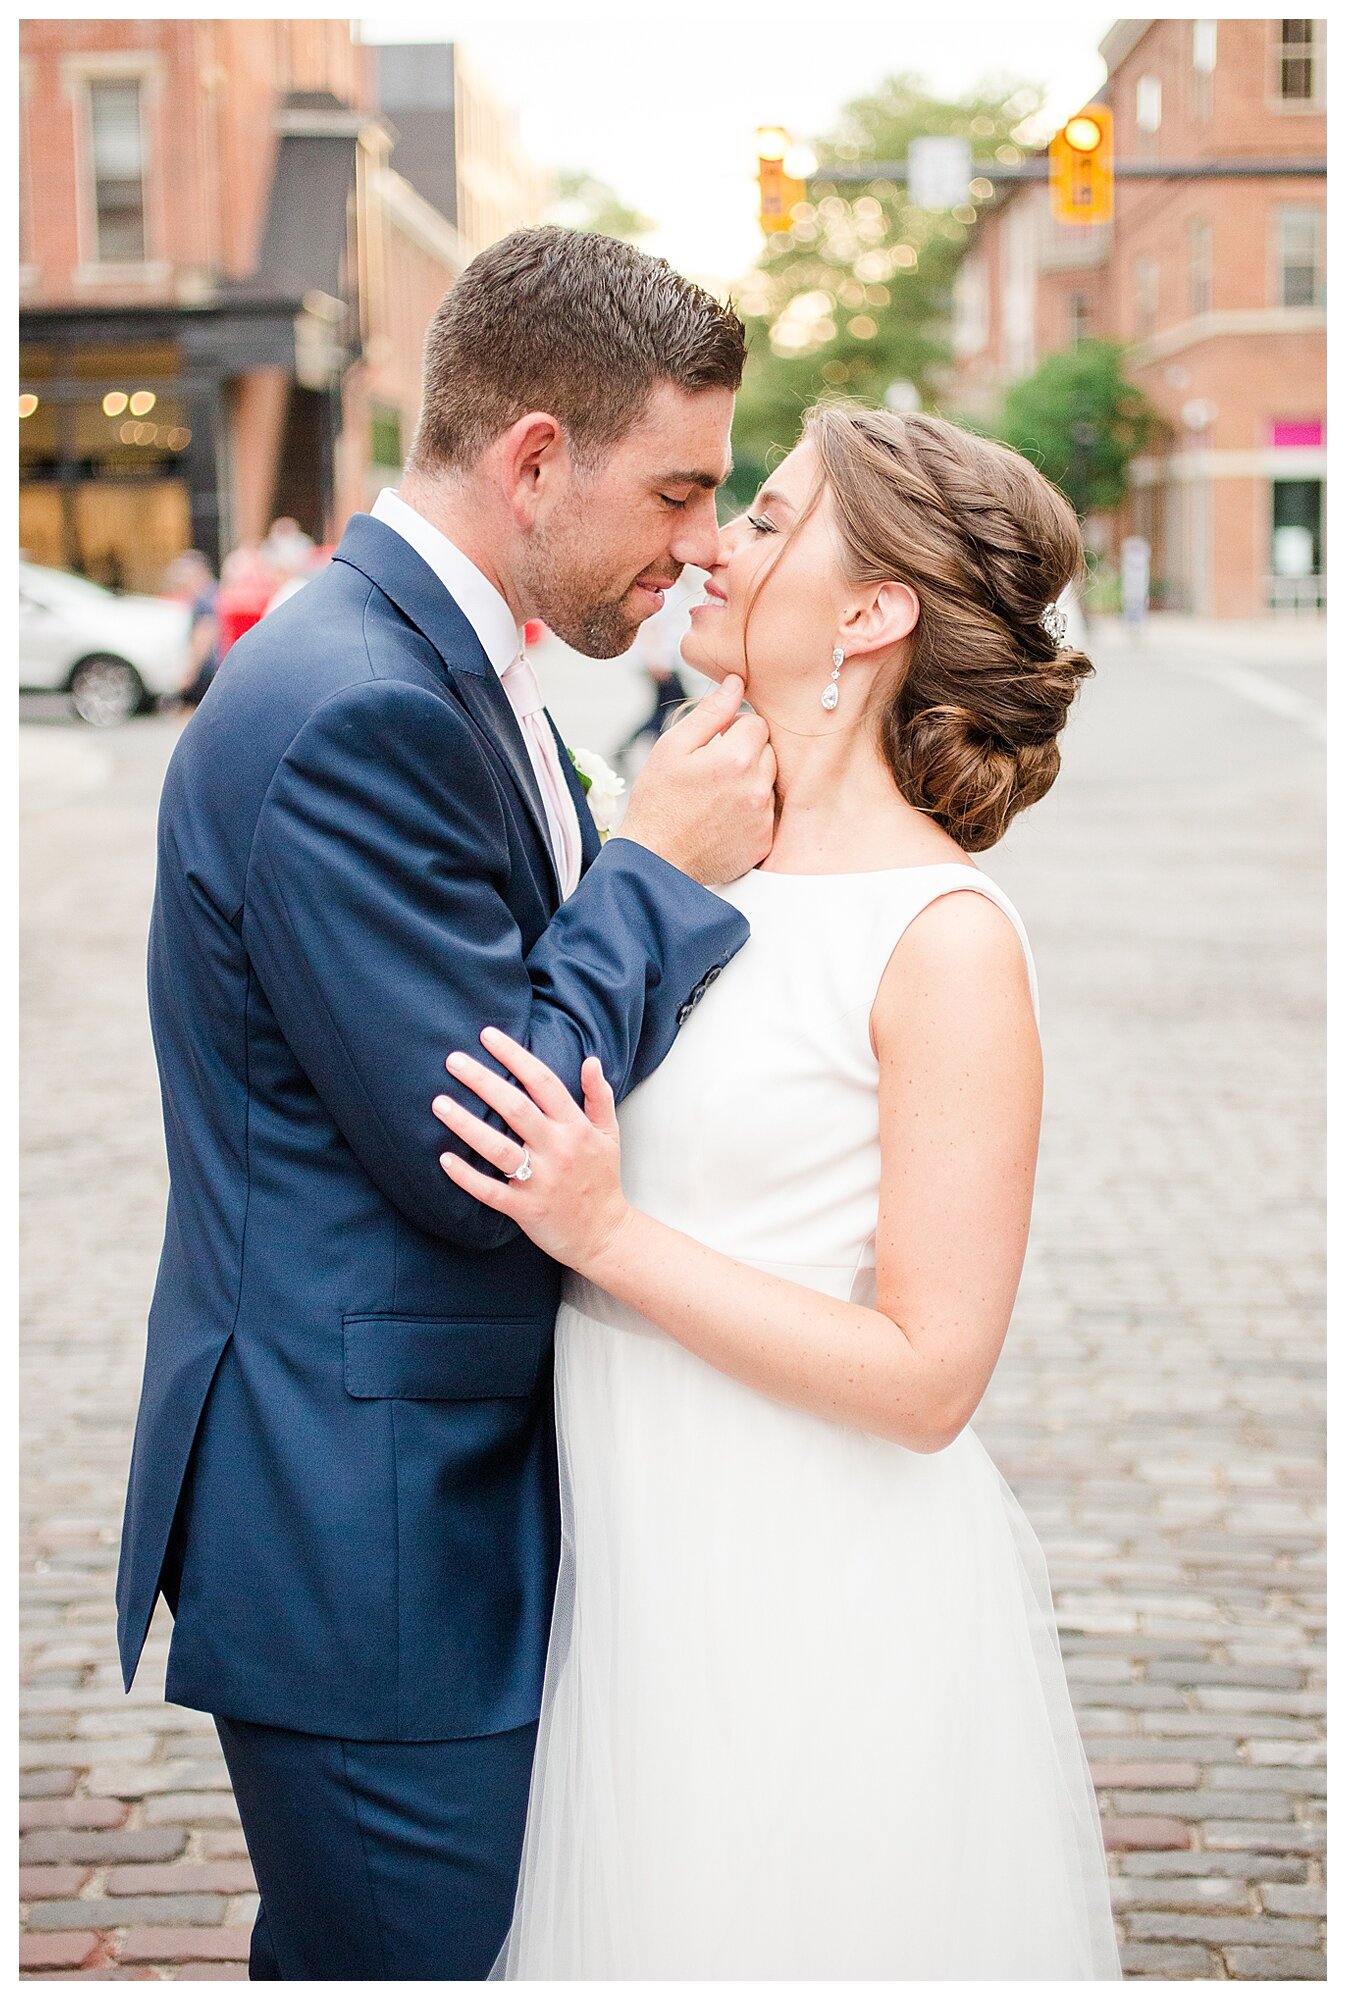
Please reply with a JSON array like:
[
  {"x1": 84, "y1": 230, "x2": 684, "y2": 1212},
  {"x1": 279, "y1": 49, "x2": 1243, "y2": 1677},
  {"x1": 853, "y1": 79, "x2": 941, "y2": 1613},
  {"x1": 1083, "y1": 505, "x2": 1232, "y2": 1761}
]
[
  {"x1": 1067, "y1": 292, "x2": 1090, "y2": 347},
  {"x1": 1276, "y1": 20, "x2": 1319, "y2": 102},
  {"x1": 87, "y1": 78, "x2": 147, "y2": 262},
  {"x1": 1189, "y1": 219, "x2": 1213, "y2": 317},
  {"x1": 1134, "y1": 257, "x2": 1159, "y2": 340},
  {"x1": 1136, "y1": 75, "x2": 1163, "y2": 132},
  {"x1": 1276, "y1": 206, "x2": 1324, "y2": 307},
  {"x1": 1192, "y1": 20, "x2": 1217, "y2": 120}
]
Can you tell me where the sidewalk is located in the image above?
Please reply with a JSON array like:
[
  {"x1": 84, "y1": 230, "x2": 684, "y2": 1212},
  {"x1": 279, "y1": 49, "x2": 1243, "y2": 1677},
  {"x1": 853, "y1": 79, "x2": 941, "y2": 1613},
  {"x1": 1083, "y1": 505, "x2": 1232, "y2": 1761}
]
[{"x1": 1088, "y1": 611, "x2": 1328, "y2": 669}]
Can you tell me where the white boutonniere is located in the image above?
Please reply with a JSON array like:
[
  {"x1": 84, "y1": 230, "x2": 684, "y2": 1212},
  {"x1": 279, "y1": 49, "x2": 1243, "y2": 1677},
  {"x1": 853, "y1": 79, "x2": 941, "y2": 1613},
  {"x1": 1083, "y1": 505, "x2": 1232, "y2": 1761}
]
[{"x1": 568, "y1": 747, "x2": 626, "y2": 841}]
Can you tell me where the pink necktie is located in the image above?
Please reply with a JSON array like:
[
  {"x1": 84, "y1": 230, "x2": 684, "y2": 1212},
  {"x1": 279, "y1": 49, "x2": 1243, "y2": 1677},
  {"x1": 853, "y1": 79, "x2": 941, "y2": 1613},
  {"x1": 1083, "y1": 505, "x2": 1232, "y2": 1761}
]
[{"x1": 498, "y1": 652, "x2": 583, "y2": 898}]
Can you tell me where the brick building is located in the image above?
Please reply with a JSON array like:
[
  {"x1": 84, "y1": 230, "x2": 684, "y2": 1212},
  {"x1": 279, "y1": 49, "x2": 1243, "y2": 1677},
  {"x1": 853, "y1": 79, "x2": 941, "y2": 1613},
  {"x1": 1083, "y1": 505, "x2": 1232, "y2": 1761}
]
[
  {"x1": 19, "y1": 20, "x2": 545, "y2": 591},
  {"x1": 947, "y1": 19, "x2": 1326, "y2": 616}
]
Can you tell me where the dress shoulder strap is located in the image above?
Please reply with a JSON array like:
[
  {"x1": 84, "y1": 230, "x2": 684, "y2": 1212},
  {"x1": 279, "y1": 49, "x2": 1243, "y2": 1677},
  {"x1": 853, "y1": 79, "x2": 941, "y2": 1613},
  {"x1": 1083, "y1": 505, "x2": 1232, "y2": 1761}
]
[{"x1": 868, "y1": 865, "x2": 1040, "y2": 1026}]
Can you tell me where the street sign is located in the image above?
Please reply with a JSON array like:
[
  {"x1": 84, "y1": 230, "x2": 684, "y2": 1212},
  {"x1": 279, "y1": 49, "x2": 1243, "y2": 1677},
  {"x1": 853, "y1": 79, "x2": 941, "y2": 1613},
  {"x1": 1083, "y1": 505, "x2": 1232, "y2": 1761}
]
[
  {"x1": 1048, "y1": 105, "x2": 1114, "y2": 225},
  {"x1": 907, "y1": 136, "x2": 972, "y2": 210}
]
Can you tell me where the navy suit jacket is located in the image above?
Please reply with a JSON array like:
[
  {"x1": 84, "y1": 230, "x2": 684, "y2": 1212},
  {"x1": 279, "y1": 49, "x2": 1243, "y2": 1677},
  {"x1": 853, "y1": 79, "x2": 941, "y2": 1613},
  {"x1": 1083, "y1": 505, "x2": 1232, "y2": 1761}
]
[{"x1": 116, "y1": 516, "x2": 749, "y2": 1740}]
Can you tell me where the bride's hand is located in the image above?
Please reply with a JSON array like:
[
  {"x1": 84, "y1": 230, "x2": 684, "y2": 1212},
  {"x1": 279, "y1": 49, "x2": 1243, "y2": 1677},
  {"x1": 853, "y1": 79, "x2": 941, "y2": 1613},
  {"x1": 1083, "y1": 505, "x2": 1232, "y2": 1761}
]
[{"x1": 432, "y1": 1027, "x2": 632, "y2": 1272}]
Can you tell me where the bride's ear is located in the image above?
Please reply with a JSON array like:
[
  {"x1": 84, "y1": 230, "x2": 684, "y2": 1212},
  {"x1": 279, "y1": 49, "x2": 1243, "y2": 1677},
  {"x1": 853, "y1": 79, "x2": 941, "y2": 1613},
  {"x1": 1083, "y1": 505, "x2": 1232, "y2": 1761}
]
[{"x1": 839, "y1": 582, "x2": 920, "y2": 659}]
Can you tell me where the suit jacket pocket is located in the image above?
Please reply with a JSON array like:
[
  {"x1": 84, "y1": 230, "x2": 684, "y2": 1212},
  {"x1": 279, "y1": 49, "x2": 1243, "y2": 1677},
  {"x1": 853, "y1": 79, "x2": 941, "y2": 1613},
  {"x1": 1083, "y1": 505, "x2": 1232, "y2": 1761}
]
[{"x1": 342, "y1": 1313, "x2": 546, "y2": 1400}]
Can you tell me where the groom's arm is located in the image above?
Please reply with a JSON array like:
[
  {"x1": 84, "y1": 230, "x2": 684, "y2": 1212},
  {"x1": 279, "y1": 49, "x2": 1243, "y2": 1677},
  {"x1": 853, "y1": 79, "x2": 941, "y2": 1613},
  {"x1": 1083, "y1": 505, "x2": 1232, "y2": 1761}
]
[{"x1": 243, "y1": 677, "x2": 747, "y2": 1250}]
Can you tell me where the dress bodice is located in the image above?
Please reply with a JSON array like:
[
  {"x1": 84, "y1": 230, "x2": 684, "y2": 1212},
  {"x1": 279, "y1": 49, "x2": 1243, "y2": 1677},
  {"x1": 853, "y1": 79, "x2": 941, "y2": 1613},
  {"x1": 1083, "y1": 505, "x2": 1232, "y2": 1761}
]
[{"x1": 615, "y1": 863, "x2": 1038, "y2": 1282}]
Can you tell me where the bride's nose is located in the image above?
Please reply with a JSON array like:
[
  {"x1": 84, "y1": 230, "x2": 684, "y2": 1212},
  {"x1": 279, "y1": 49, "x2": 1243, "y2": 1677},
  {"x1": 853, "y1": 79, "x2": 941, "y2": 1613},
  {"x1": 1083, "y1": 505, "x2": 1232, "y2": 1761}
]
[{"x1": 713, "y1": 516, "x2": 750, "y2": 565}]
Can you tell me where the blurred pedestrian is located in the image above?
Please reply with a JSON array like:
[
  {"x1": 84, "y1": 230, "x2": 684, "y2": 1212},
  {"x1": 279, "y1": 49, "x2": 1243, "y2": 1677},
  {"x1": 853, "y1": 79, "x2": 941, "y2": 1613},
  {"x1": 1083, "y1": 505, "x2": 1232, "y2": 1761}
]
[
  {"x1": 1121, "y1": 535, "x2": 1150, "y2": 640},
  {"x1": 260, "y1": 516, "x2": 315, "y2": 585},
  {"x1": 164, "y1": 550, "x2": 221, "y2": 712},
  {"x1": 264, "y1": 541, "x2": 334, "y2": 617},
  {"x1": 215, "y1": 546, "x2": 275, "y2": 658},
  {"x1": 617, "y1": 664, "x2": 687, "y2": 765}
]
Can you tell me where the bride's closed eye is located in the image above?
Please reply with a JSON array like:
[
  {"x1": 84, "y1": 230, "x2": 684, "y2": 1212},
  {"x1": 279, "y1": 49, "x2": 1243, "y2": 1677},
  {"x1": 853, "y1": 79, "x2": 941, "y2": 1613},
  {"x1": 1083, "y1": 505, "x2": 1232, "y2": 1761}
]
[{"x1": 747, "y1": 513, "x2": 778, "y2": 535}]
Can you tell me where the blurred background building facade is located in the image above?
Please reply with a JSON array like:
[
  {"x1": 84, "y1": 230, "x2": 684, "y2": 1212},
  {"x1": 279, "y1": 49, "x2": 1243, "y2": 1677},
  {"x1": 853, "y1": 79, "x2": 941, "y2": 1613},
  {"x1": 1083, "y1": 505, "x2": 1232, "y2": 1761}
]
[
  {"x1": 949, "y1": 18, "x2": 1325, "y2": 617},
  {"x1": 17, "y1": 17, "x2": 1327, "y2": 622},
  {"x1": 18, "y1": 19, "x2": 544, "y2": 592}
]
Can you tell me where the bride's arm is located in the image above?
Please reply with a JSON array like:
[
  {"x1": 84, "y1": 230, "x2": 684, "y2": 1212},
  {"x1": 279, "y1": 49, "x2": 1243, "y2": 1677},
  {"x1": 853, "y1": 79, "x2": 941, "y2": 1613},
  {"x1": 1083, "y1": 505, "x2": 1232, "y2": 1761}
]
[{"x1": 434, "y1": 892, "x2": 1041, "y2": 1452}]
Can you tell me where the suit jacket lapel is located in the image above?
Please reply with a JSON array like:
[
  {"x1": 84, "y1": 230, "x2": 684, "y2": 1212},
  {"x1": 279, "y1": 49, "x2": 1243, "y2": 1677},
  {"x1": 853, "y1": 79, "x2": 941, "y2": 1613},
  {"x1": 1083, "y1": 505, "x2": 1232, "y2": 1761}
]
[
  {"x1": 452, "y1": 669, "x2": 564, "y2": 904},
  {"x1": 333, "y1": 514, "x2": 562, "y2": 906}
]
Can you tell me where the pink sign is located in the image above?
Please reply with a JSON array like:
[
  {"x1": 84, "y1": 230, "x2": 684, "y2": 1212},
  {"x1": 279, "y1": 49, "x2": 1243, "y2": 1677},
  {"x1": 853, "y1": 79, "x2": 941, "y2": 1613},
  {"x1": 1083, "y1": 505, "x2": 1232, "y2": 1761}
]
[{"x1": 1270, "y1": 420, "x2": 1324, "y2": 448}]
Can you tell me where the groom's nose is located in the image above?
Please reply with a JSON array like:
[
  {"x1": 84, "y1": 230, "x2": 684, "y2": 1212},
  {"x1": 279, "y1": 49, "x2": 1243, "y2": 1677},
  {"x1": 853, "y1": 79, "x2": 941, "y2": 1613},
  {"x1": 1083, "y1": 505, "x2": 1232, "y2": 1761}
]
[{"x1": 667, "y1": 490, "x2": 723, "y2": 574}]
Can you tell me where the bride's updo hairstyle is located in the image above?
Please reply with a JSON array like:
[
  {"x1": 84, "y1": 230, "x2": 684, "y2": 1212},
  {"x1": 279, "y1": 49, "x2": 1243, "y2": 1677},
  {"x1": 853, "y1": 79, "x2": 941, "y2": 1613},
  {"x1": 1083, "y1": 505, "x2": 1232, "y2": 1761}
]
[{"x1": 805, "y1": 402, "x2": 1094, "y2": 851}]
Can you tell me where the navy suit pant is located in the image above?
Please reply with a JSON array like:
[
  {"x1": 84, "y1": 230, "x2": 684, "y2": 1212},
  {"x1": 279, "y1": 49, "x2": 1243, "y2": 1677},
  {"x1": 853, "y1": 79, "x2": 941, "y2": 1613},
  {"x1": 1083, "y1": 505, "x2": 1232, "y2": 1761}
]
[{"x1": 214, "y1": 1715, "x2": 538, "y2": 1980}]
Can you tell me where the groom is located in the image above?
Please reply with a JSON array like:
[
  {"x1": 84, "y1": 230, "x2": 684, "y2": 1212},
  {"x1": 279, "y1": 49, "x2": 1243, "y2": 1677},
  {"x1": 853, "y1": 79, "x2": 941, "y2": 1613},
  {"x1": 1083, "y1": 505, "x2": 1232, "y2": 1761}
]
[{"x1": 117, "y1": 227, "x2": 774, "y2": 1980}]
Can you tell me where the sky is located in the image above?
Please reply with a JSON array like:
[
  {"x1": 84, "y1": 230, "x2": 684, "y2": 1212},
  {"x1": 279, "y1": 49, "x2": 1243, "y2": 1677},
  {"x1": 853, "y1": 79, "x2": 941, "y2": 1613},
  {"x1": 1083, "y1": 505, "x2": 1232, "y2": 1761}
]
[{"x1": 358, "y1": 4, "x2": 1119, "y2": 288}]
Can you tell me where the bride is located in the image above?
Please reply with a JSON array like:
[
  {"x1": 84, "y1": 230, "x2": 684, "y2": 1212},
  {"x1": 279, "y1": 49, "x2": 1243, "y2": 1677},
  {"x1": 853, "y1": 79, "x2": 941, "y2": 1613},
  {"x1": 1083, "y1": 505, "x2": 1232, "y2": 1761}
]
[{"x1": 432, "y1": 403, "x2": 1122, "y2": 1980}]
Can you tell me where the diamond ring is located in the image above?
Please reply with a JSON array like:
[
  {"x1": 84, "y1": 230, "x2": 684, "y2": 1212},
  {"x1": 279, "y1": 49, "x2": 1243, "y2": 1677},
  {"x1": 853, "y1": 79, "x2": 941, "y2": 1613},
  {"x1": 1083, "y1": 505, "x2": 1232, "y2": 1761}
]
[{"x1": 507, "y1": 1147, "x2": 533, "y2": 1183}]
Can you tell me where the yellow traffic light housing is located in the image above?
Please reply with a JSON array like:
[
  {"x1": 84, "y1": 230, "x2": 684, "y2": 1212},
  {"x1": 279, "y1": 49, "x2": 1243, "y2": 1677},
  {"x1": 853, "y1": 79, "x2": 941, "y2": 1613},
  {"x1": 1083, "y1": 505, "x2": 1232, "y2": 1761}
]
[
  {"x1": 1049, "y1": 103, "x2": 1114, "y2": 225},
  {"x1": 758, "y1": 126, "x2": 806, "y2": 235}
]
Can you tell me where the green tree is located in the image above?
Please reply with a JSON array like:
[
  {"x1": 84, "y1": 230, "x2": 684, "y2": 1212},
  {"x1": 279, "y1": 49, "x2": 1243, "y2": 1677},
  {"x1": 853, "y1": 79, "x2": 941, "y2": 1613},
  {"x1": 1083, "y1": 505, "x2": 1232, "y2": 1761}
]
[
  {"x1": 548, "y1": 170, "x2": 655, "y2": 244},
  {"x1": 992, "y1": 340, "x2": 1169, "y2": 517},
  {"x1": 728, "y1": 73, "x2": 1043, "y2": 508}
]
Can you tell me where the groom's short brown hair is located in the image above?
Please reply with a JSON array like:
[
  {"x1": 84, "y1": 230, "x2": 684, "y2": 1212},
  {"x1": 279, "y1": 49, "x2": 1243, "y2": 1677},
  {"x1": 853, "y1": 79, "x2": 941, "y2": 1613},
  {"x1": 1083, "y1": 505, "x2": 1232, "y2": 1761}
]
[{"x1": 408, "y1": 226, "x2": 746, "y2": 473}]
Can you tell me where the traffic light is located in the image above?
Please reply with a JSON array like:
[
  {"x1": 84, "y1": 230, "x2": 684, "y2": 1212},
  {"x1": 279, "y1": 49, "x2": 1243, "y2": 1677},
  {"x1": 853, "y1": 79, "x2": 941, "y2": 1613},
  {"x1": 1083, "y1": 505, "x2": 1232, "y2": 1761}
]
[
  {"x1": 757, "y1": 126, "x2": 806, "y2": 235},
  {"x1": 1049, "y1": 105, "x2": 1114, "y2": 225}
]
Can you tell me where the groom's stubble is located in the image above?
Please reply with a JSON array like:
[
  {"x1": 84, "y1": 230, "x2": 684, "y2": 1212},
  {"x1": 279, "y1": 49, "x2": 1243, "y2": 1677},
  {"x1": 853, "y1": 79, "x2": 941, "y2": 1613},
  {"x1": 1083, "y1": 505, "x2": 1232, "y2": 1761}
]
[{"x1": 517, "y1": 502, "x2": 680, "y2": 660}]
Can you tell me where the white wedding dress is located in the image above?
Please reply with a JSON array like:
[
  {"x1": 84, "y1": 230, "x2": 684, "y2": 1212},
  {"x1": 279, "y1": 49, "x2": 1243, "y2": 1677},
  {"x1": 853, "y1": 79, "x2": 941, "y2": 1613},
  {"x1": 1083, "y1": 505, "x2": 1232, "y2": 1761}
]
[{"x1": 495, "y1": 864, "x2": 1121, "y2": 1980}]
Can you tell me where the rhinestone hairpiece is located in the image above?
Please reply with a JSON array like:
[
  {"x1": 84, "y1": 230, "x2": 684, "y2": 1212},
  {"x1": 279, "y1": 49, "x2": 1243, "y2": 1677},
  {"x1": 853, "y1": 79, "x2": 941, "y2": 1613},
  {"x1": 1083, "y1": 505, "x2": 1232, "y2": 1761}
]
[{"x1": 1041, "y1": 602, "x2": 1069, "y2": 647}]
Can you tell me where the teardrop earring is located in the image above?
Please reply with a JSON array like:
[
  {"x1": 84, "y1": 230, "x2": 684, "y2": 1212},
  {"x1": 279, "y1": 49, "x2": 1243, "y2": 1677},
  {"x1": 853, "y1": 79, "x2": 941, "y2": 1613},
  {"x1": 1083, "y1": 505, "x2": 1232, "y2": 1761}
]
[{"x1": 821, "y1": 646, "x2": 844, "y2": 710}]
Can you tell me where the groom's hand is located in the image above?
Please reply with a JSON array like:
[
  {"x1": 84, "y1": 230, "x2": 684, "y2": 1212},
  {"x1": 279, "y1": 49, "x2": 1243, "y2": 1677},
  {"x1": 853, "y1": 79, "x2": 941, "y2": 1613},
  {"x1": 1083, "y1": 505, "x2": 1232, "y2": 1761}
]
[{"x1": 615, "y1": 674, "x2": 776, "y2": 885}]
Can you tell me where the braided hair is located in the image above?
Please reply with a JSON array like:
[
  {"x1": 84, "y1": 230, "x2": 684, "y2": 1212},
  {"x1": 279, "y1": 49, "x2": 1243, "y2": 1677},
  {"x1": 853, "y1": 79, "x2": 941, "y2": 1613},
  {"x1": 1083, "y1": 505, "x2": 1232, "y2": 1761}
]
[{"x1": 804, "y1": 402, "x2": 1094, "y2": 852}]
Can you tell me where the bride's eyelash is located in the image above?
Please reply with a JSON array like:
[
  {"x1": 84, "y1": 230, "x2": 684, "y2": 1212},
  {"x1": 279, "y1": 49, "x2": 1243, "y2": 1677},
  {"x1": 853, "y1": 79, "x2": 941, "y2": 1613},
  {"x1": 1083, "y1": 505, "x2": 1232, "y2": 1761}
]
[{"x1": 747, "y1": 514, "x2": 777, "y2": 535}]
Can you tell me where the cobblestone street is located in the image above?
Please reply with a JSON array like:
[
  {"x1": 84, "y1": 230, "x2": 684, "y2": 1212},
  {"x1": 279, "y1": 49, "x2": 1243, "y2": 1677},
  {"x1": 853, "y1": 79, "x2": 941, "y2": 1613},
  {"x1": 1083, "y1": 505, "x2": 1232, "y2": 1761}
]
[{"x1": 20, "y1": 615, "x2": 1325, "y2": 1980}]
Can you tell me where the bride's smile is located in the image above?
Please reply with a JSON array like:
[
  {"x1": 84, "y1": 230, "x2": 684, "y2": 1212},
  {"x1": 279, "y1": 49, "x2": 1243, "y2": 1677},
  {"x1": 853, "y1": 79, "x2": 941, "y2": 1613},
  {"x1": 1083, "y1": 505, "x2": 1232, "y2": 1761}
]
[{"x1": 684, "y1": 442, "x2": 916, "y2": 736}]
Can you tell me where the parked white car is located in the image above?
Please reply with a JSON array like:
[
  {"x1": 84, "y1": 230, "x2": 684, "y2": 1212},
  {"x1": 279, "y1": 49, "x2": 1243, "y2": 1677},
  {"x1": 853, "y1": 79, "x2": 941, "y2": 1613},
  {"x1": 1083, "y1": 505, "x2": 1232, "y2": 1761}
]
[{"x1": 19, "y1": 562, "x2": 193, "y2": 726}]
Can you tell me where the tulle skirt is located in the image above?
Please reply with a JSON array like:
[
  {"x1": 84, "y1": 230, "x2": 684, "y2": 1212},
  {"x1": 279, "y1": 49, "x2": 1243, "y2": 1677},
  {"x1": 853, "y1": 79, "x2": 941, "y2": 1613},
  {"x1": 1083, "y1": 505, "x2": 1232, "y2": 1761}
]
[{"x1": 494, "y1": 1268, "x2": 1121, "y2": 1980}]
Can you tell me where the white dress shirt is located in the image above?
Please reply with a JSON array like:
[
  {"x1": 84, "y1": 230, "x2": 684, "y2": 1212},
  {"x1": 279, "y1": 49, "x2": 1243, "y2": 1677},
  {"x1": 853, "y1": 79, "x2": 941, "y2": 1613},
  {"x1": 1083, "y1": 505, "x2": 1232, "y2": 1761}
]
[{"x1": 370, "y1": 488, "x2": 583, "y2": 890}]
